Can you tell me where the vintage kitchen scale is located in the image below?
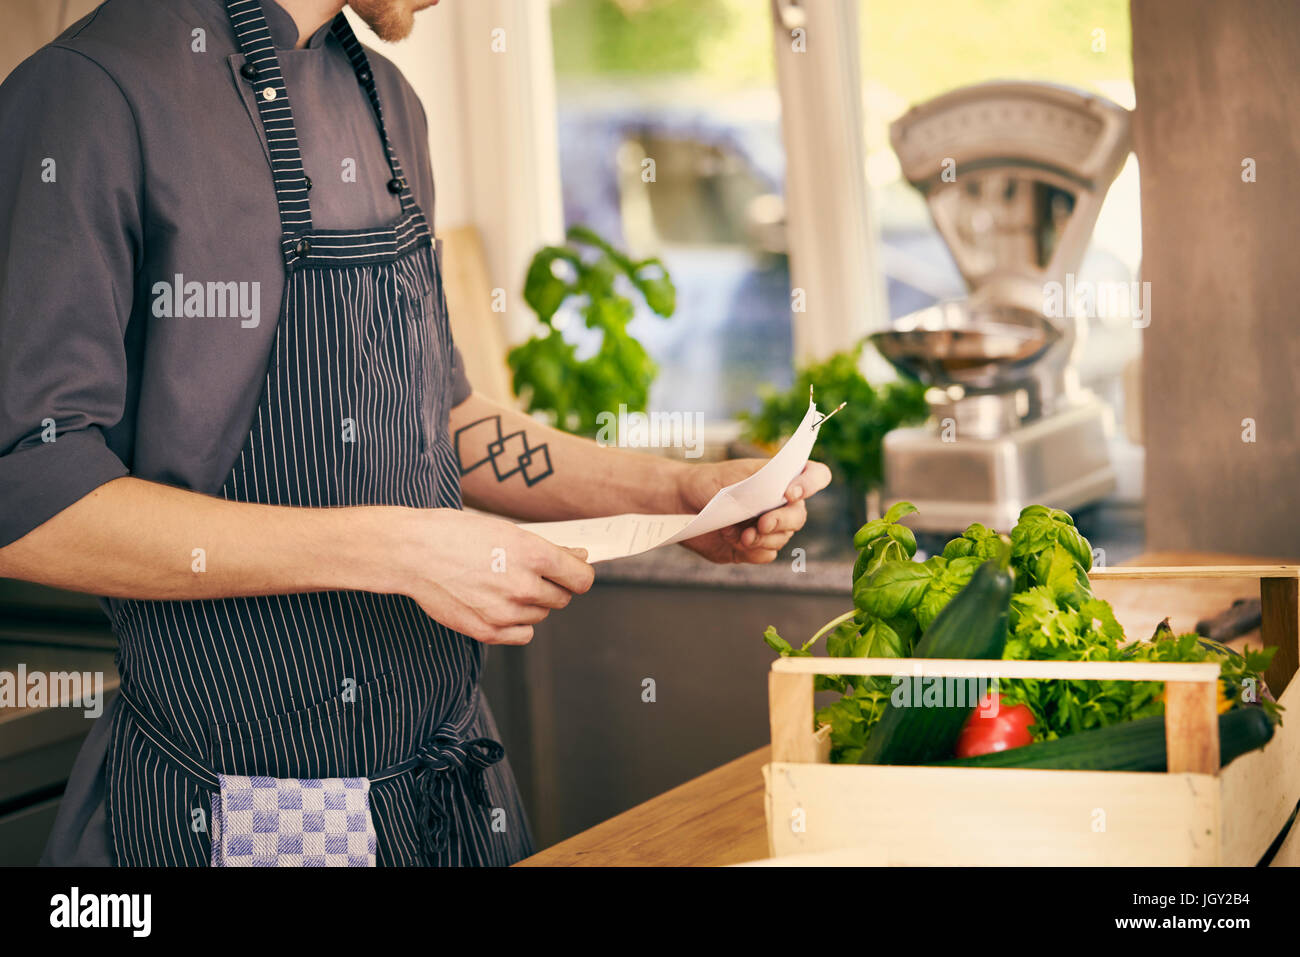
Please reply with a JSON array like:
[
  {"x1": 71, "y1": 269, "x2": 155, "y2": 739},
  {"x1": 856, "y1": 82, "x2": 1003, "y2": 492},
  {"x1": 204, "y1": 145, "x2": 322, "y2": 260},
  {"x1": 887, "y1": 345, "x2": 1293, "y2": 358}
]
[{"x1": 872, "y1": 81, "x2": 1133, "y2": 532}]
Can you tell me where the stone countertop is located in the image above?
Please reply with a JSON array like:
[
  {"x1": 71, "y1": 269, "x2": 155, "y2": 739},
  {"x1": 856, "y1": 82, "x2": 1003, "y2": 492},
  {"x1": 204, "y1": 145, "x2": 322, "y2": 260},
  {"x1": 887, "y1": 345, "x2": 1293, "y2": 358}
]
[{"x1": 594, "y1": 543, "x2": 854, "y2": 594}]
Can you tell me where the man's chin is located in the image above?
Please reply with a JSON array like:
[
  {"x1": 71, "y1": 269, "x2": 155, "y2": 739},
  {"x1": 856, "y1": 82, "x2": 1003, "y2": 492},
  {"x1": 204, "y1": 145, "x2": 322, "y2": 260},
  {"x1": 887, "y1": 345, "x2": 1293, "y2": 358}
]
[{"x1": 349, "y1": 0, "x2": 425, "y2": 43}]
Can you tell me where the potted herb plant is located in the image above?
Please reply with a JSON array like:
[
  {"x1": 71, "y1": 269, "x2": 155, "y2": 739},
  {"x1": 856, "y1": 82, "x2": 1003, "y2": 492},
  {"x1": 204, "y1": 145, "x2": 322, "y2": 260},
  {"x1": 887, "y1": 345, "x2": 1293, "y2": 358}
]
[
  {"x1": 508, "y1": 226, "x2": 676, "y2": 435},
  {"x1": 738, "y1": 342, "x2": 928, "y2": 533}
]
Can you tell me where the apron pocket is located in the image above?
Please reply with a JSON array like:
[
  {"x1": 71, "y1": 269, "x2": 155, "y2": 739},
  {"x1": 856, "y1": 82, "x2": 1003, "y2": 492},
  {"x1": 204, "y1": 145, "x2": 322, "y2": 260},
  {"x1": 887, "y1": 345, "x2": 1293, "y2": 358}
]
[{"x1": 209, "y1": 672, "x2": 396, "y2": 779}]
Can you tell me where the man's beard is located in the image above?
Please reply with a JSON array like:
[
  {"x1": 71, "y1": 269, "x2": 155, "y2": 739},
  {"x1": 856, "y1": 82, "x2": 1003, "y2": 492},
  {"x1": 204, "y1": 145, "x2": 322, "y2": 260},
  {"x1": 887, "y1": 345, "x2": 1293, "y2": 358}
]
[{"x1": 348, "y1": 0, "x2": 417, "y2": 42}]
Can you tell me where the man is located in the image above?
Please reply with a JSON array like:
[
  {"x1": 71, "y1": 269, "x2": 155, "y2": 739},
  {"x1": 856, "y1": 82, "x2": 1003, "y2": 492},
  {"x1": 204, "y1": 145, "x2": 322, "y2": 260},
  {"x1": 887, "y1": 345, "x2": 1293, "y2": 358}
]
[{"x1": 0, "y1": 0, "x2": 829, "y2": 866}]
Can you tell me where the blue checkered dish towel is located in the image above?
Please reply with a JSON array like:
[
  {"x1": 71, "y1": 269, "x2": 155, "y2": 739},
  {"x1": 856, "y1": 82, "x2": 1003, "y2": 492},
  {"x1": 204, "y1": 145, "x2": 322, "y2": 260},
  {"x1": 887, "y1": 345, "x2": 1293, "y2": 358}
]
[{"x1": 210, "y1": 774, "x2": 378, "y2": 867}]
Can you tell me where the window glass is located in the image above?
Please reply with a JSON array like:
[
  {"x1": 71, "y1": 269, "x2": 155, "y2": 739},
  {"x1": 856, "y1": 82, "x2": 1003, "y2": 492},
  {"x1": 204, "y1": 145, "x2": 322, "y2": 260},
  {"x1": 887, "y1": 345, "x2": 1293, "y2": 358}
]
[
  {"x1": 549, "y1": 0, "x2": 1141, "y2": 442},
  {"x1": 550, "y1": 0, "x2": 791, "y2": 422},
  {"x1": 861, "y1": 0, "x2": 1141, "y2": 443}
]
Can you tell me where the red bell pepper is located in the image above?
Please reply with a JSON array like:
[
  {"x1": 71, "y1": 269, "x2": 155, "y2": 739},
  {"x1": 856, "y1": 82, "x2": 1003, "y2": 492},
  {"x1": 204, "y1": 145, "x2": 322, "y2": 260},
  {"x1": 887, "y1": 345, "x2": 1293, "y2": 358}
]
[{"x1": 955, "y1": 692, "x2": 1036, "y2": 758}]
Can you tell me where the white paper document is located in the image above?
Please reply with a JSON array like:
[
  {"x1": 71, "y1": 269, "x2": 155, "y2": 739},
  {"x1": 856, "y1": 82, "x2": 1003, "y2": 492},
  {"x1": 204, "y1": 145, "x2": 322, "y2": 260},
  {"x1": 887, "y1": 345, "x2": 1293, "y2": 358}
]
[{"x1": 520, "y1": 398, "x2": 833, "y2": 562}]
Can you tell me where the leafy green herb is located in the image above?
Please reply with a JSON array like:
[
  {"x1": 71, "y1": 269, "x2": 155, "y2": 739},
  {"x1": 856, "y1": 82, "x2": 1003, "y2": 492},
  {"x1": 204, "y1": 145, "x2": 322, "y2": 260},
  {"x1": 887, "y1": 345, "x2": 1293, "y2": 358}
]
[
  {"x1": 763, "y1": 501, "x2": 1283, "y2": 762},
  {"x1": 854, "y1": 562, "x2": 933, "y2": 620},
  {"x1": 508, "y1": 226, "x2": 675, "y2": 435},
  {"x1": 739, "y1": 345, "x2": 928, "y2": 506},
  {"x1": 915, "y1": 555, "x2": 982, "y2": 632}
]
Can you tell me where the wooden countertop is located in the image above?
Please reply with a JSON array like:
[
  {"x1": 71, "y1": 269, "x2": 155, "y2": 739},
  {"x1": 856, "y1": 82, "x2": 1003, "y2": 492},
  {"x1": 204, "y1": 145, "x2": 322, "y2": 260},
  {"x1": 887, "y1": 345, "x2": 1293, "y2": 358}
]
[
  {"x1": 517, "y1": 551, "x2": 1297, "y2": 867},
  {"x1": 516, "y1": 746, "x2": 771, "y2": 866}
]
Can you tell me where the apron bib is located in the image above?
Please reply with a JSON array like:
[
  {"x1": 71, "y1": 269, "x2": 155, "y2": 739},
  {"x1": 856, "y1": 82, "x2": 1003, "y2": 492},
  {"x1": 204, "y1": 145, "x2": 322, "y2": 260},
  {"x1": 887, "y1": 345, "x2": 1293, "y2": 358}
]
[{"x1": 104, "y1": 0, "x2": 531, "y2": 866}]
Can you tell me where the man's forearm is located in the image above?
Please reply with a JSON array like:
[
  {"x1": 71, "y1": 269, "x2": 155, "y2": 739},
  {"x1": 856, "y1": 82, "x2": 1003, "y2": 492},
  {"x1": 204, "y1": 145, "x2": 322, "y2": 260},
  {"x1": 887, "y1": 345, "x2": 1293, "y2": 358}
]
[
  {"x1": 450, "y1": 393, "x2": 690, "y2": 522},
  {"x1": 0, "y1": 476, "x2": 406, "y2": 601}
]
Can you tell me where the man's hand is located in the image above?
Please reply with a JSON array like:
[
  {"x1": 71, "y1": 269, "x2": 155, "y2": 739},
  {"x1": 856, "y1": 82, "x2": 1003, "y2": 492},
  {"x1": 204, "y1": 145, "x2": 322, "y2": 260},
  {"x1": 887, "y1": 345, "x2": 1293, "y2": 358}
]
[
  {"x1": 675, "y1": 459, "x2": 832, "y2": 564},
  {"x1": 391, "y1": 508, "x2": 594, "y2": 645}
]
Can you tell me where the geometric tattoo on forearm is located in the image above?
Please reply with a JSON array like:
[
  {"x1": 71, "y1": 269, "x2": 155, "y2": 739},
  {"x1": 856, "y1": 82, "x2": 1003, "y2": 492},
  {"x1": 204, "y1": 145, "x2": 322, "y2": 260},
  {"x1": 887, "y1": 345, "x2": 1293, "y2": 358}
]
[{"x1": 453, "y1": 415, "x2": 554, "y2": 486}]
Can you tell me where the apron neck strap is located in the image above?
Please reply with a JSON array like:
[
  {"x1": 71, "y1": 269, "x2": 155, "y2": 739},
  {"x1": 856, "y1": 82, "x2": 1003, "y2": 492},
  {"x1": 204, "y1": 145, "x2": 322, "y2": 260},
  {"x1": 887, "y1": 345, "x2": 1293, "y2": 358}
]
[
  {"x1": 224, "y1": 0, "x2": 418, "y2": 264},
  {"x1": 329, "y1": 15, "x2": 418, "y2": 217}
]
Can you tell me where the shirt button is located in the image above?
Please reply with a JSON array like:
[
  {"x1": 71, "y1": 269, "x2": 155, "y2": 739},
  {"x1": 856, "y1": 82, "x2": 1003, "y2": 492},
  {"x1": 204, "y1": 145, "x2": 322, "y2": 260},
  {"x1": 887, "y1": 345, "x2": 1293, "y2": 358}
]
[
  {"x1": 239, "y1": 63, "x2": 258, "y2": 81},
  {"x1": 356, "y1": 68, "x2": 372, "y2": 85},
  {"x1": 296, "y1": 238, "x2": 311, "y2": 257},
  {"x1": 262, "y1": 86, "x2": 278, "y2": 102},
  {"x1": 387, "y1": 178, "x2": 405, "y2": 194},
  {"x1": 304, "y1": 175, "x2": 313, "y2": 191}
]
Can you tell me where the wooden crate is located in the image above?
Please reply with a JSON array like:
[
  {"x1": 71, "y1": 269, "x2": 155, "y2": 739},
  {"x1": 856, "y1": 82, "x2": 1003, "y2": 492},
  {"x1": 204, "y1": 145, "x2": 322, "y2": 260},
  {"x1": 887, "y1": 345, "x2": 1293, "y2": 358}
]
[{"x1": 763, "y1": 566, "x2": 1300, "y2": 865}]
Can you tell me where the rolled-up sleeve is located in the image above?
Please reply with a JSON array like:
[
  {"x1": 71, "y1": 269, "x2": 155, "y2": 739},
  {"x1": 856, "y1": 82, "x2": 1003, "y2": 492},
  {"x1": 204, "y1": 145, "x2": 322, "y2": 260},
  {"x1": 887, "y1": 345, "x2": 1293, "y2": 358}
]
[
  {"x1": 450, "y1": 346, "x2": 471, "y2": 406},
  {"x1": 0, "y1": 48, "x2": 140, "y2": 547}
]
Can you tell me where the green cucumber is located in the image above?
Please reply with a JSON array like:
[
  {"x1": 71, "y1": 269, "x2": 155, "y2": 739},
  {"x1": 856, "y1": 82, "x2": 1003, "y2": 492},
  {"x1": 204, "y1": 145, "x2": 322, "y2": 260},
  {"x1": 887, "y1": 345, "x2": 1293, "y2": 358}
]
[
  {"x1": 935, "y1": 706, "x2": 1275, "y2": 771},
  {"x1": 857, "y1": 555, "x2": 1014, "y2": 765}
]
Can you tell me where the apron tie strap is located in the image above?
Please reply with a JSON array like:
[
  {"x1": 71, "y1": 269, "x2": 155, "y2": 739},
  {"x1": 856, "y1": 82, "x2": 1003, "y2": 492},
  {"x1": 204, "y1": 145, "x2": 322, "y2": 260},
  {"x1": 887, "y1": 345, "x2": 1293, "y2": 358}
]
[
  {"x1": 412, "y1": 724, "x2": 504, "y2": 862},
  {"x1": 121, "y1": 687, "x2": 506, "y2": 864}
]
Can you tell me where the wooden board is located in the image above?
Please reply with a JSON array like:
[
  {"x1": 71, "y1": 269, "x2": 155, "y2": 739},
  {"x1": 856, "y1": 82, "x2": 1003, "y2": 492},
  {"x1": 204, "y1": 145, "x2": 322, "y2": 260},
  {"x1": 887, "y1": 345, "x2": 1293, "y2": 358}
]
[
  {"x1": 1220, "y1": 677, "x2": 1300, "y2": 864},
  {"x1": 1271, "y1": 813, "x2": 1300, "y2": 867},
  {"x1": 439, "y1": 224, "x2": 516, "y2": 406},
  {"x1": 1089, "y1": 553, "x2": 1296, "y2": 660},
  {"x1": 736, "y1": 846, "x2": 888, "y2": 866},
  {"x1": 1089, "y1": 566, "x2": 1299, "y2": 580},
  {"x1": 764, "y1": 762, "x2": 1221, "y2": 865},
  {"x1": 1261, "y1": 577, "x2": 1300, "y2": 696},
  {"x1": 769, "y1": 671, "x2": 818, "y2": 763},
  {"x1": 1164, "y1": 680, "x2": 1219, "y2": 774},
  {"x1": 770, "y1": 656, "x2": 1221, "y2": 682}
]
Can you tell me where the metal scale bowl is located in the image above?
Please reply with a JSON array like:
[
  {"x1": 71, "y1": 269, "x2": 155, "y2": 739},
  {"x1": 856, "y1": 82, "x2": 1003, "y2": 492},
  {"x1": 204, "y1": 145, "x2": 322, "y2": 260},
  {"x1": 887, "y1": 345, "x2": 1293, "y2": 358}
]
[{"x1": 873, "y1": 81, "x2": 1132, "y2": 532}]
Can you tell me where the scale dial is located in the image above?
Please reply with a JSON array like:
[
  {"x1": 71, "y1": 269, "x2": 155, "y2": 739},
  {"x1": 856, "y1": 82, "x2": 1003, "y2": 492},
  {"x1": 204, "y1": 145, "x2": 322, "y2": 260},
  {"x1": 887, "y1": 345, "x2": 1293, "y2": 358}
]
[{"x1": 890, "y1": 81, "x2": 1131, "y2": 286}]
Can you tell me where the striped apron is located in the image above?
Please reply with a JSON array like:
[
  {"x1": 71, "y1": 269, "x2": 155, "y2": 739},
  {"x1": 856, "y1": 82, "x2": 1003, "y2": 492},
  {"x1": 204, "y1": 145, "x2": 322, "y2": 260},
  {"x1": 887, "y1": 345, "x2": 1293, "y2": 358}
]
[{"x1": 103, "y1": 0, "x2": 533, "y2": 866}]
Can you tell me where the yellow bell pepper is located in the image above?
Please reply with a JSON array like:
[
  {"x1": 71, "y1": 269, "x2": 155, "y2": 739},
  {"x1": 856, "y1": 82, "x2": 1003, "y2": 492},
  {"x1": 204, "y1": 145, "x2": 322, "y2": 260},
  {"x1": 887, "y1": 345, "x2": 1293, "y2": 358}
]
[{"x1": 1158, "y1": 681, "x2": 1234, "y2": 714}]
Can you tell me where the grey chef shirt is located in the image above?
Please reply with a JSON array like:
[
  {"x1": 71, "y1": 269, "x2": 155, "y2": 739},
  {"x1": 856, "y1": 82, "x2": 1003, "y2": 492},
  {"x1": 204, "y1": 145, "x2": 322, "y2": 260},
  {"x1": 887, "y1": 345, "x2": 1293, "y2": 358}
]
[{"x1": 0, "y1": 0, "x2": 472, "y2": 549}]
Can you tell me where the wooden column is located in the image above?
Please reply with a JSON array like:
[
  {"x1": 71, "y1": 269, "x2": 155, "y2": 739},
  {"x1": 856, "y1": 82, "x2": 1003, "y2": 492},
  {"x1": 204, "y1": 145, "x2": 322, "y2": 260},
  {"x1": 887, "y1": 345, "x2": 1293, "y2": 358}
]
[
  {"x1": 1131, "y1": 0, "x2": 1300, "y2": 558},
  {"x1": 1261, "y1": 577, "x2": 1300, "y2": 696}
]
